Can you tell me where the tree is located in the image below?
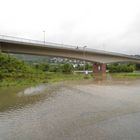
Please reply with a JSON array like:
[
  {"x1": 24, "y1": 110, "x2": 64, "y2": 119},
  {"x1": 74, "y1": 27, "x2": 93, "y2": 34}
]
[
  {"x1": 61, "y1": 63, "x2": 73, "y2": 73},
  {"x1": 136, "y1": 64, "x2": 140, "y2": 70}
]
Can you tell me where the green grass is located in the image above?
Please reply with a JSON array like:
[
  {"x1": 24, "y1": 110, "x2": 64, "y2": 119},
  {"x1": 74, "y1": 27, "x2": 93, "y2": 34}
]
[
  {"x1": 0, "y1": 72, "x2": 93, "y2": 87},
  {"x1": 46, "y1": 72, "x2": 92, "y2": 83},
  {"x1": 110, "y1": 72, "x2": 140, "y2": 79},
  {"x1": 2, "y1": 71, "x2": 140, "y2": 87}
]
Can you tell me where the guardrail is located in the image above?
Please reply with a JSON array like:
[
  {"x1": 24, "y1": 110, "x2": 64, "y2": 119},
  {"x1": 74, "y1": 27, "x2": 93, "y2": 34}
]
[
  {"x1": 0, "y1": 34, "x2": 78, "y2": 49},
  {"x1": 0, "y1": 34, "x2": 93, "y2": 52}
]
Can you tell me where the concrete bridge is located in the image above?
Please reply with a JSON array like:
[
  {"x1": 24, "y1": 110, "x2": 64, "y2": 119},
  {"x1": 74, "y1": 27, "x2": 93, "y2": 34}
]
[{"x1": 0, "y1": 35, "x2": 140, "y2": 77}]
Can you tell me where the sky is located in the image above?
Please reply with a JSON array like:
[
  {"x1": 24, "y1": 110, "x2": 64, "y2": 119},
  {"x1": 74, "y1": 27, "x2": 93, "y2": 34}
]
[{"x1": 0, "y1": 0, "x2": 140, "y2": 55}]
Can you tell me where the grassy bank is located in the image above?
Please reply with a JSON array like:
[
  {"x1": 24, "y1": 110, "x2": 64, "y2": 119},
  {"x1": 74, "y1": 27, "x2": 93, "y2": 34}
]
[
  {"x1": 1, "y1": 72, "x2": 140, "y2": 87},
  {"x1": 110, "y1": 72, "x2": 140, "y2": 79},
  {"x1": 46, "y1": 72, "x2": 92, "y2": 82},
  {"x1": 0, "y1": 73, "x2": 47, "y2": 87},
  {"x1": 0, "y1": 72, "x2": 93, "y2": 87}
]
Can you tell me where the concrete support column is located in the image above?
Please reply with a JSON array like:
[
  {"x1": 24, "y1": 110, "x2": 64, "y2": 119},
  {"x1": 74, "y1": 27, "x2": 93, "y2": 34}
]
[{"x1": 93, "y1": 63, "x2": 106, "y2": 80}]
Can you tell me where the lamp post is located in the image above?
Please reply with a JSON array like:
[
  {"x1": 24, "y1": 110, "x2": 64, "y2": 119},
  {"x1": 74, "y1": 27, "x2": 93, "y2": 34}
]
[
  {"x1": 43, "y1": 30, "x2": 45, "y2": 45},
  {"x1": 83, "y1": 46, "x2": 87, "y2": 73}
]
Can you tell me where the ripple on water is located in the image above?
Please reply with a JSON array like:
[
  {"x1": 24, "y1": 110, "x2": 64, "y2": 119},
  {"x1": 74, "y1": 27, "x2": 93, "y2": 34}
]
[{"x1": 0, "y1": 80, "x2": 140, "y2": 140}]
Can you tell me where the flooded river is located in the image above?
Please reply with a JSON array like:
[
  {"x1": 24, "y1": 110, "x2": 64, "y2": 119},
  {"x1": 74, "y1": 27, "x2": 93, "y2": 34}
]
[{"x1": 0, "y1": 79, "x2": 140, "y2": 140}]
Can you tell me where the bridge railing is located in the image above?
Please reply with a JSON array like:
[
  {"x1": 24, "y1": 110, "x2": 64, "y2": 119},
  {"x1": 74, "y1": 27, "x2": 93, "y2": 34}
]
[
  {"x1": 0, "y1": 34, "x2": 78, "y2": 50},
  {"x1": 0, "y1": 34, "x2": 100, "y2": 51},
  {"x1": 0, "y1": 34, "x2": 42, "y2": 44}
]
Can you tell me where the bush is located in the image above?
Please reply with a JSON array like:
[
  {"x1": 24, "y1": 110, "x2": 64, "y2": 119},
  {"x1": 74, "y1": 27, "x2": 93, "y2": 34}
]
[
  {"x1": 0, "y1": 53, "x2": 43, "y2": 80},
  {"x1": 34, "y1": 63, "x2": 49, "y2": 71},
  {"x1": 61, "y1": 63, "x2": 73, "y2": 73},
  {"x1": 49, "y1": 64, "x2": 61, "y2": 72}
]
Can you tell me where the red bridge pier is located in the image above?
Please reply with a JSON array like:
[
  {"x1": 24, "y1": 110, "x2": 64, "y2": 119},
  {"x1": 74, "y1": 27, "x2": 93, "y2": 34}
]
[{"x1": 93, "y1": 63, "x2": 107, "y2": 80}]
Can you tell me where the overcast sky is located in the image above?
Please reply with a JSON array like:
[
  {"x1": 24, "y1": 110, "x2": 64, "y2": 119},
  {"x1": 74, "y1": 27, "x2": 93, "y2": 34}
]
[{"x1": 0, "y1": 0, "x2": 140, "y2": 54}]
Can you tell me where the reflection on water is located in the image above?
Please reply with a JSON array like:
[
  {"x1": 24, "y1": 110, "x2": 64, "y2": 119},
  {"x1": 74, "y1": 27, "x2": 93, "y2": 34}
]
[
  {"x1": 18, "y1": 85, "x2": 47, "y2": 96},
  {"x1": 0, "y1": 83, "x2": 61, "y2": 112},
  {"x1": 0, "y1": 79, "x2": 140, "y2": 140}
]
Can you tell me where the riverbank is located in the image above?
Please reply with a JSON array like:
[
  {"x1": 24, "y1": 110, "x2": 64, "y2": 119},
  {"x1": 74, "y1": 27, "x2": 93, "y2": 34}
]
[
  {"x1": 110, "y1": 72, "x2": 140, "y2": 79},
  {"x1": 1, "y1": 72, "x2": 140, "y2": 87},
  {"x1": 0, "y1": 72, "x2": 92, "y2": 87}
]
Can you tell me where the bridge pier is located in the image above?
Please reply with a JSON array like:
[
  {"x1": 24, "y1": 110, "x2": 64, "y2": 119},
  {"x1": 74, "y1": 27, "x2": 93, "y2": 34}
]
[{"x1": 93, "y1": 63, "x2": 106, "y2": 80}]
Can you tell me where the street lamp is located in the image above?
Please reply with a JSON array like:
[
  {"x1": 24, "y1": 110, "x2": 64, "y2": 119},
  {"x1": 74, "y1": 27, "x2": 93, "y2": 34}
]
[
  {"x1": 83, "y1": 46, "x2": 87, "y2": 73},
  {"x1": 43, "y1": 30, "x2": 45, "y2": 45}
]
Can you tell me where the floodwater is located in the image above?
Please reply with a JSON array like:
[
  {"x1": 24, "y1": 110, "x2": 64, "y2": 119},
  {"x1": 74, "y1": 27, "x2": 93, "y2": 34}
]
[{"x1": 0, "y1": 79, "x2": 140, "y2": 140}]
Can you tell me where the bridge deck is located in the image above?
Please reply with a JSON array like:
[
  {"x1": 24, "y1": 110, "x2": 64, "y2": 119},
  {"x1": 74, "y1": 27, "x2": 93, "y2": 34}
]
[{"x1": 0, "y1": 35, "x2": 140, "y2": 63}]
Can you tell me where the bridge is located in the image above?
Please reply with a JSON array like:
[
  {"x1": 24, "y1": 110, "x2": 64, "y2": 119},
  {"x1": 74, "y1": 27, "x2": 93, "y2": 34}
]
[{"x1": 0, "y1": 35, "x2": 140, "y2": 77}]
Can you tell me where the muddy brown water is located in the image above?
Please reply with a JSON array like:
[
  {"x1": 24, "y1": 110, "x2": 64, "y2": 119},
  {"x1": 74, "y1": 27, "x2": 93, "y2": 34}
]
[{"x1": 0, "y1": 79, "x2": 140, "y2": 140}]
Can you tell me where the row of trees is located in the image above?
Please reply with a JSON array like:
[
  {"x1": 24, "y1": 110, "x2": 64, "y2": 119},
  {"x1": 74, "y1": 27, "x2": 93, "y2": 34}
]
[
  {"x1": 34, "y1": 63, "x2": 74, "y2": 73},
  {"x1": 107, "y1": 64, "x2": 136, "y2": 73},
  {"x1": 35, "y1": 63, "x2": 137, "y2": 73},
  {"x1": 34, "y1": 63, "x2": 93, "y2": 73}
]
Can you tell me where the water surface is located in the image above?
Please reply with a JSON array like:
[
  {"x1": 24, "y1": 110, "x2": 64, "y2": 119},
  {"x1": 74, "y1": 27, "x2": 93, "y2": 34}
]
[{"x1": 0, "y1": 79, "x2": 140, "y2": 140}]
